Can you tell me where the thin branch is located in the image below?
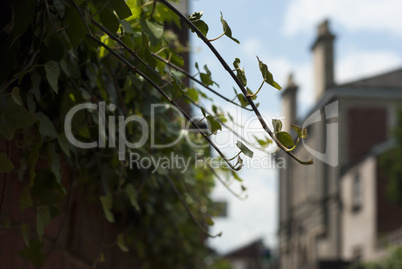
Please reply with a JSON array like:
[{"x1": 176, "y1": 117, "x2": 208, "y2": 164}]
[
  {"x1": 69, "y1": 0, "x2": 92, "y2": 36},
  {"x1": 86, "y1": 34, "x2": 241, "y2": 171},
  {"x1": 207, "y1": 165, "x2": 247, "y2": 201},
  {"x1": 151, "y1": 52, "x2": 253, "y2": 111},
  {"x1": 166, "y1": 176, "x2": 221, "y2": 238},
  {"x1": 159, "y1": 0, "x2": 313, "y2": 165},
  {"x1": 185, "y1": 96, "x2": 275, "y2": 154}
]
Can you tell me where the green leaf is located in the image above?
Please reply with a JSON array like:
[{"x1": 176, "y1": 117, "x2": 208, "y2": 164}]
[
  {"x1": 21, "y1": 223, "x2": 30, "y2": 247},
  {"x1": 253, "y1": 135, "x2": 273, "y2": 147},
  {"x1": 291, "y1": 124, "x2": 308, "y2": 138},
  {"x1": 36, "y1": 112, "x2": 58, "y2": 138},
  {"x1": 233, "y1": 58, "x2": 240, "y2": 69},
  {"x1": 45, "y1": 60, "x2": 60, "y2": 93},
  {"x1": 186, "y1": 88, "x2": 199, "y2": 102},
  {"x1": 256, "y1": 56, "x2": 282, "y2": 90},
  {"x1": 125, "y1": 183, "x2": 140, "y2": 211},
  {"x1": 37, "y1": 205, "x2": 51, "y2": 241},
  {"x1": 49, "y1": 143, "x2": 65, "y2": 194},
  {"x1": 236, "y1": 140, "x2": 254, "y2": 158},
  {"x1": 28, "y1": 142, "x2": 42, "y2": 187},
  {"x1": 99, "y1": 6, "x2": 120, "y2": 34},
  {"x1": 206, "y1": 116, "x2": 222, "y2": 135},
  {"x1": 272, "y1": 119, "x2": 282, "y2": 133},
  {"x1": 100, "y1": 193, "x2": 115, "y2": 223},
  {"x1": 275, "y1": 131, "x2": 295, "y2": 149},
  {"x1": 220, "y1": 12, "x2": 240, "y2": 44},
  {"x1": 20, "y1": 185, "x2": 33, "y2": 211},
  {"x1": 236, "y1": 93, "x2": 249, "y2": 107},
  {"x1": 57, "y1": 133, "x2": 71, "y2": 157},
  {"x1": 18, "y1": 240, "x2": 45, "y2": 268},
  {"x1": 65, "y1": 7, "x2": 87, "y2": 49},
  {"x1": 205, "y1": 215, "x2": 214, "y2": 226},
  {"x1": 11, "y1": 87, "x2": 23, "y2": 106},
  {"x1": 188, "y1": 11, "x2": 209, "y2": 37},
  {"x1": 110, "y1": 0, "x2": 132, "y2": 19},
  {"x1": 0, "y1": 152, "x2": 14, "y2": 173},
  {"x1": 231, "y1": 170, "x2": 243, "y2": 182},
  {"x1": 117, "y1": 233, "x2": 129, "y2": 252},
  {"x1": 140, "y1": 18, "x2": 164, "y2": 46}
]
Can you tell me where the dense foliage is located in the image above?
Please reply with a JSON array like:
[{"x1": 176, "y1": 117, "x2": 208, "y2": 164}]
[{"x1": 0, "y1": 0, "x2": 311, "y2": 267}]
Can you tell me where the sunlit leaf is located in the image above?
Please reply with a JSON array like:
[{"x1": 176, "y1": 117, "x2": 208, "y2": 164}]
[
  {"x1": 236, "y1": 140, "x2": 254, "y2": 158},
  {"x1": 220, "y1": 12, "x2": 240, "y2": 44},
  {"x1": 206, "y1": 115, "x2": 222, "y2": 135},
  {"x1": 256, "y1": 56, "x2": 281, "y2": 90},
  {"x1": 275, "y1": 131, "x2": 295, "y2": 149},
  {"x1": 272, "y1": 119, "x2": 282, "y2": 133},
  {"x1": 291, "y1": 124, "x2": 308, "y2": 138}
]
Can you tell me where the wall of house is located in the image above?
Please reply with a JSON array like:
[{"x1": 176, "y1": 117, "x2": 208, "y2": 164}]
[{"x1": 341, "y1": 156, "x2": 378, "y2": 262}]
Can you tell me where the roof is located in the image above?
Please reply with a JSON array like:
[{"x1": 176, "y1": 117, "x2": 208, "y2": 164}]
[
  {"x1": 223, "y1": 238, "x2": 264, "y2": 259},
  {"x1": 337, "y1": 67, "x2": 402, "y2": 89}
]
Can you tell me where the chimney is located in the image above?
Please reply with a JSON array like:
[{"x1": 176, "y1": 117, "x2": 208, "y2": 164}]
[
  {"x1": 282, "y1": 73, "x2": 298, "y2": 132},
  {"x1": 311, "y1": 20, "x2": 335, "y2": 101}
]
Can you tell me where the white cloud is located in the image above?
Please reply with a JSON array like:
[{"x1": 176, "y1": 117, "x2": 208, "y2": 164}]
[
  {"x1": 283, "y1": 0, "x2": 402, "y2": 37},
  {"x1": 336, "y1": 50, "x2": 402, "y2": 83}
]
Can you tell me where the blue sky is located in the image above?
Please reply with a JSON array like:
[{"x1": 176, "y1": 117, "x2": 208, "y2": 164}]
[{"x1": 187, "y1": 0, "x2": 402, "y2": 254}]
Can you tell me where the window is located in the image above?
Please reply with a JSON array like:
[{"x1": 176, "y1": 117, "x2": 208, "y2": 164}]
[{"x1": 352, "y1": 173, "x2": 362, "y2": 212}]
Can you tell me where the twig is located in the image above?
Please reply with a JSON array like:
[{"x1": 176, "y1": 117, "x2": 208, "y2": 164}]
[
  {"x1": 166, "y1": 176, "x2": 221, "y2": 238},
  {"x1": 159, "y1": 0, "x2": 313, "y2": 165},
  {"x1": 151, "y1": 52, "x2": 253, "y2": 111},
  {"x1": 207, "y1": 165, "x2": 247, "y2": 201},
  {"x1": 86, "y1": 34, "x2": 241, "y2": 171}
]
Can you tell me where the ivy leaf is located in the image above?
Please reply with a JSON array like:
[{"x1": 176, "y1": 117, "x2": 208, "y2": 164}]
[
  {"x1": 65, "y1": 7, "x2": 87, "y2": 49},
  {"x1": 291, "y1": 124, "x2": 308, "y2": 138},
  {"x1": 205, "y1": 215, "x2": 214, "y2": 226},
  {"x1": 272, "y1": 119, "x2": 282, "y2": 133},
  {"x1": 49, "y1": 143, "x2": 65, "y2": 194},
  {"x1": 37, "y1": 205, "x2": 51, "y2": 241},
  {"x1": 57, "y1": 133, "x2": 71, "y2": 158},
  {"x1": 45, "y1": 60, "x2": 60, "y2": 93},
  {"x1": 236, "y1": 140, "x2": 254, "y2": 158},
  {"x1": 21, "y1": 223, "x2": 30, "y2": 247},
  {"x1": 236, "y1": 93, "x2": 249, "y2": 107},
  {"x1": 0, "y1": 152, "x2": 14, "y2": 173},
  {"x1": 99, "y1": 6, "x2": 120, "y2": 34},
  {"x1": 188, "y1": 11, "x2": 209, "y2": 37},
  {"x1": 125, "y1": 183, "x2": 140, "y2": 211},
  {"x1": 231, "y1": 170, "x2": 243, "y2": 182},
  {"x1": 253, "y1": 135, "x2": 272, "y2": 147},
  {"x1": 186, "y1": 88, "x2": 199, "y2": 102},
  {"x1": 140, "y1": 18, "x2": 164, "y2": 46},
  {"x1": 233, "y1": 58, "x2": 247, "y2": 87},
  {"x1": 206, "y1": 115, "x2": 222, "y2": 135},
  {"x1": 220, "y1": 12, "x2": 240, "y2": 44},
  {"x1": 110, "y1": 0, "x2": 132, "y2": 19},
  {"x1": 20, "y1": 185, "x2": 33, "y2": 211},
  {"x1": 18, "y1": 240, "x2": 45, "y2": 268},
  {"x1": 117, "y1": 234, "x2": 129, "y2": 252},
  {"x1": 275, "y1": 131, "x2": 295, "y2": 149},
  {"x1": 256, "y1": 56, "x2": 281, "y2": 90},
  {"x1": 100, "y1": 193, "x2": 115, "y2": 223},
  {"x1": 36, "y1": 112, "x2": 58, "y2": 138},
  {"x1": 11, "y1": 87, "x2": 23, "y2": 106}
]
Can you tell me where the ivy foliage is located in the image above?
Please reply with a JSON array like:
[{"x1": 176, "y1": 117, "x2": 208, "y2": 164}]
[{"x1": 0, "y1": 0, "x2": 312, "y2": 267}]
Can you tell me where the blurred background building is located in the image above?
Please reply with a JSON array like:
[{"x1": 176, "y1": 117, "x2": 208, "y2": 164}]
[{"x1": 278, "y1": 20, "x2": 402, "y2": 269}]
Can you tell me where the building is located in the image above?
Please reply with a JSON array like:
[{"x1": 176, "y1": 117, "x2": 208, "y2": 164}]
[
  {"x1": 278, "y1": 20, "x2": 402, "y2": 269},
  {"x1": 222, "y1": 238, "x2": 272, "y2": 269}
]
